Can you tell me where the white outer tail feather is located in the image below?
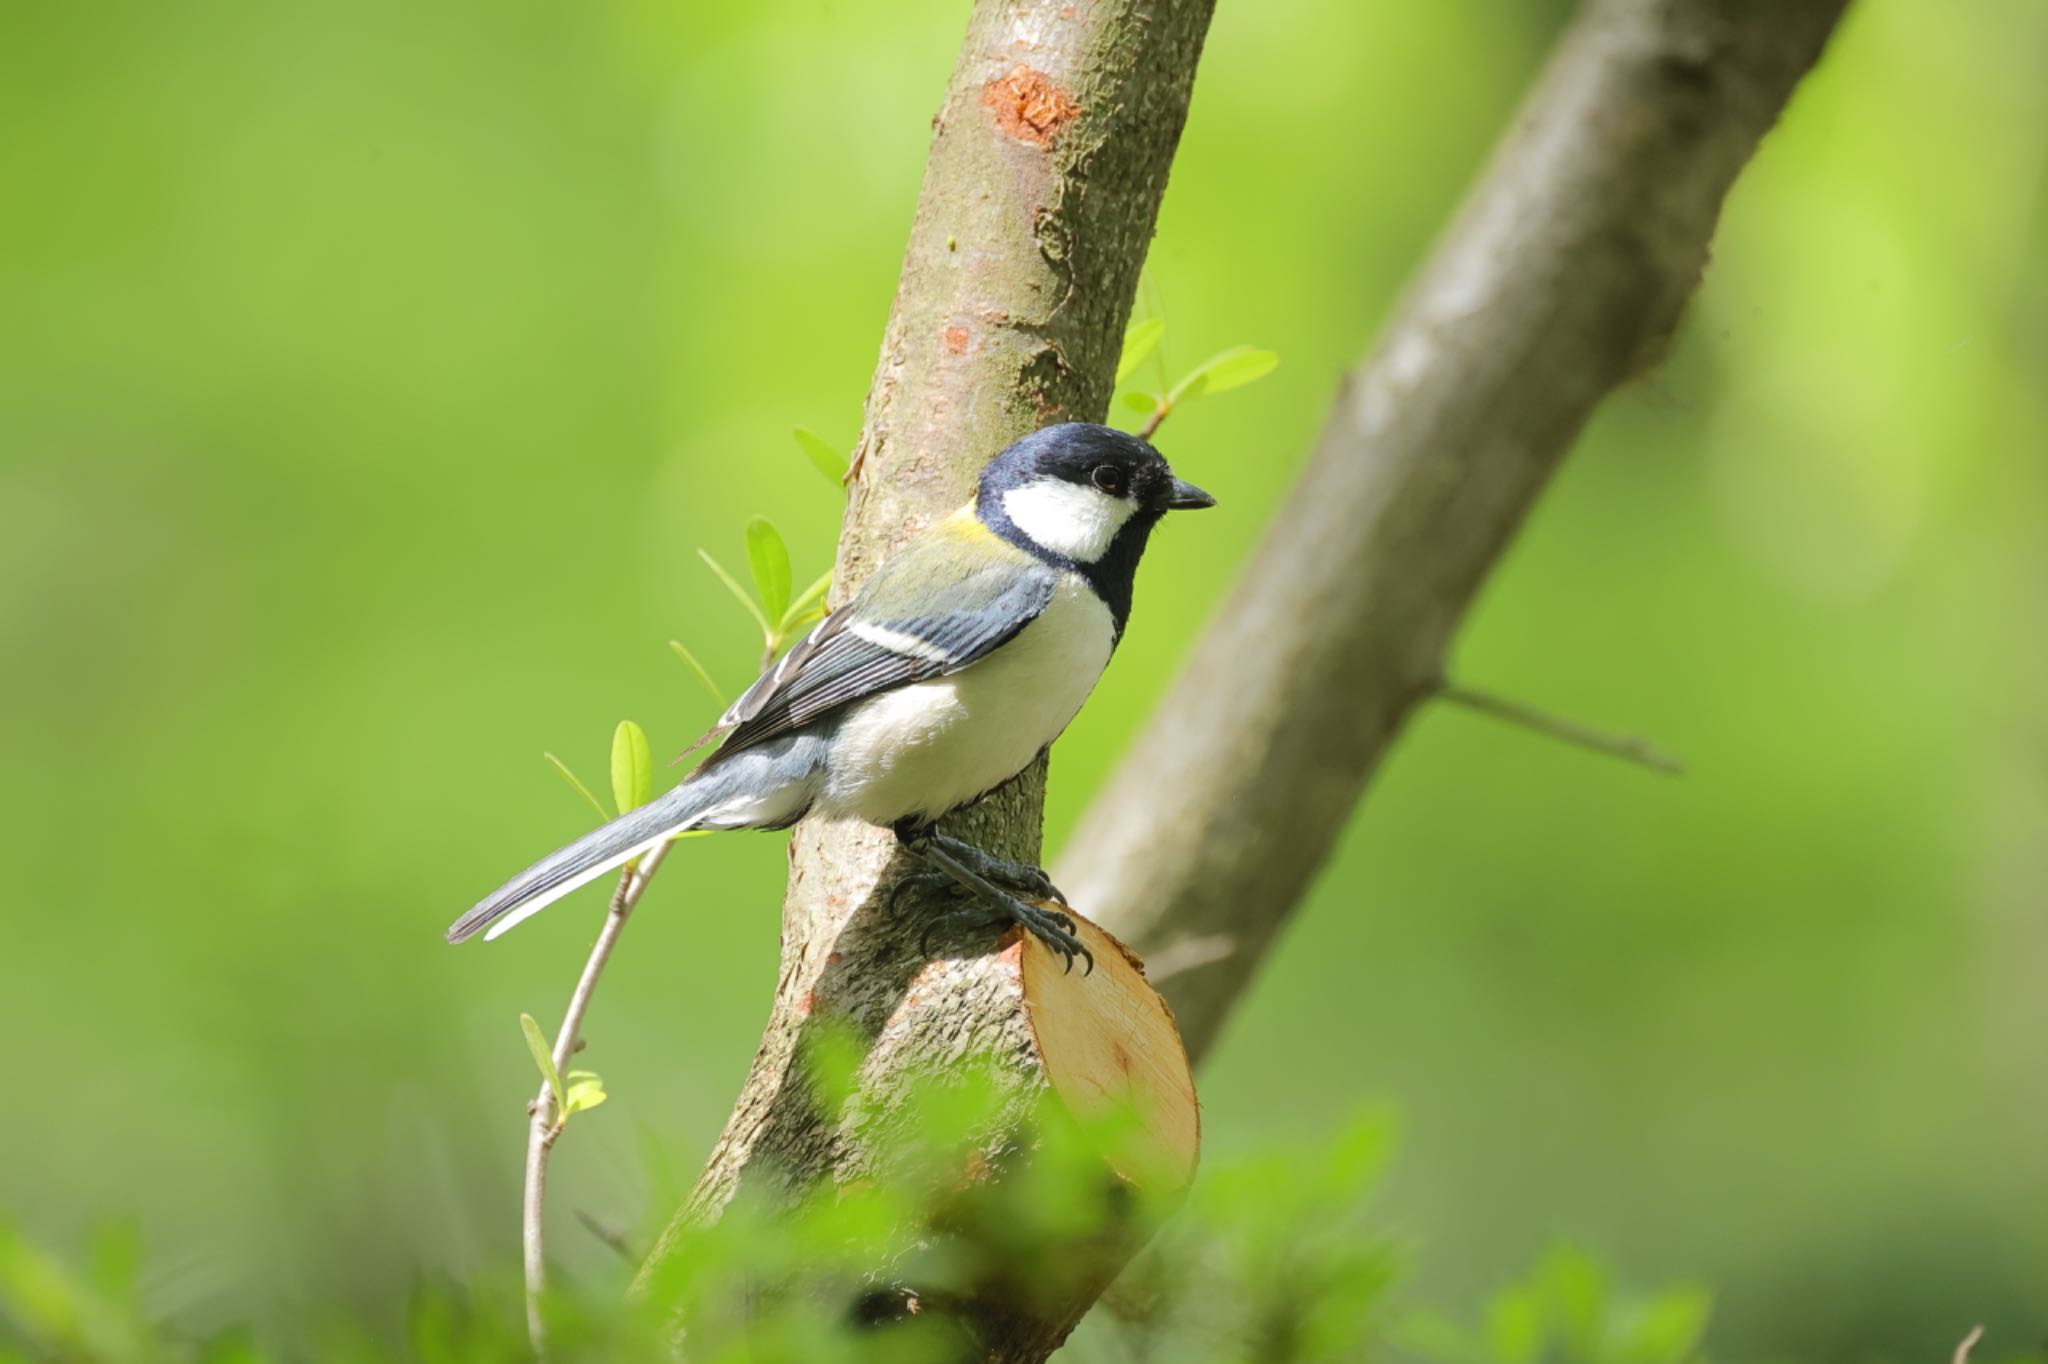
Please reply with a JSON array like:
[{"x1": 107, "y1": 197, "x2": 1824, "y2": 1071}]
[{"x1": 478, "y1": 833, "x2": 667, "y2": 941}]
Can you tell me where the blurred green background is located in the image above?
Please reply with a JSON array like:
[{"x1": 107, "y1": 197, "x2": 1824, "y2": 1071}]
[{"x1": 4, "y1": 0, "x2": 2044, "y2": 1357}]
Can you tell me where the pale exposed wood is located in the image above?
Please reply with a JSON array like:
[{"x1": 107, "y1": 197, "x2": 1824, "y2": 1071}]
[{"x1": 1022, "y1": 916, "x2": 1201, "y2": 1194}]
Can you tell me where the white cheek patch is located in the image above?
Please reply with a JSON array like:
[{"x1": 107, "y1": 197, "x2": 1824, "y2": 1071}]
[{"x1": 1001, "y1": 479, "x2": 1137, "y2": 563}]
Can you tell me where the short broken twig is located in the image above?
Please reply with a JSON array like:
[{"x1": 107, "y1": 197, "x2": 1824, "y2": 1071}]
[
  {"x1": 1433, "y1": 678, "x2": 1684, "y2": 775},
  {"x1": 574, "y1": 1208, "x2": 639, "y2": 1265},
  {"x1": 1952, "y1": 1325, "x2": 1985, "y2": 1364}
]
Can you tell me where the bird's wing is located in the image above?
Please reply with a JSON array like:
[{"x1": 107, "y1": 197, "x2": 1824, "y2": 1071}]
[{"x1": 700, "y1": 517, "x2": 1056, "y2": 763}]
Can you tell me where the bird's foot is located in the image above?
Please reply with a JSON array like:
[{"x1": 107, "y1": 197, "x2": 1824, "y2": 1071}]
[
  {"x1": 916, "y1": 892, "x2": 1092, "y2": 975},
  {"x1": 1005, "y1": 896, "x2": 1092, "y2": 974},
  {"x1": 892, "y1": 821, "x2": 1090, "y2": 974},
  {"x1": 915, "y1": 831, "x2": 1068, "y2": 906}
]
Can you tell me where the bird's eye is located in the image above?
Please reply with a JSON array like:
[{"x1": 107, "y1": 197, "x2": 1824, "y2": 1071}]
[{"x1": 1091, "y1": 464, "x2": 1125, "y2": 495}]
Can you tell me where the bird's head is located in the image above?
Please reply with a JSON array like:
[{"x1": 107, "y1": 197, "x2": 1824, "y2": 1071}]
[{"x1": 976, "y1": 422, "x2": 1214, "y2": 567}]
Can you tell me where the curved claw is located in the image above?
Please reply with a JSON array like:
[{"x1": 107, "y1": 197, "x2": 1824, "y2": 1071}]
[
  {"x1": 1027, "y1": 870, "x2": 1070, "y2": 908},
  {"x1": 1014, "y1": 902, "x2": 1093, "y2": 976},
  {"x1": 986, "y1": 862, "x2": 1065, "y2": 907}
]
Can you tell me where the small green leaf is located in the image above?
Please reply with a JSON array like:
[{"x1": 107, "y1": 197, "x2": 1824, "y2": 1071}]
[
  {"x1": 1119, "y1": 390, "x2": 1161, "y2": 414},
  {"x1": 698, "y1": 549, "x2": 772, "y2": 635},
  {"x1": 1116, "y1": 317, "x2": 1166, "y2": 384},
  {"x1": 779, "y1": 569, "x2": 832, "y2": 632},
  {"x1": 563, "y1": 1068, "x2": 609, "y2": 1115},
  {"x1": 1195, "y1": 346, "x2": 1279, "y2": 395},
  {"x1": 1168, "y1": 346, "x2": 1280, "y2": 405},
  {"x1": 521, "y1": 1013, "x2": 565, "y2": 1113},
  {"x1": 544, "y1": 753, "x2": 610, "y2": 821},
  {"x1": 610, "y1": 720, "x2": 653, "y2": 814},
  {"x1": 743, "y1": 517, "x2": 792, "y2": 625},
  {"x1": 667, "y1": 641, "x2": 727, "y2": 706},
  {"x1": 792, "y1": 426, "x2": 848, "y2": 484}
]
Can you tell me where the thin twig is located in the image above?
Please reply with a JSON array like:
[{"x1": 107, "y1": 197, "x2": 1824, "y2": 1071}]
[
  {"x1": 1952, "y1": 1325, "x2": 1985, "y2": 1364},
  {"x1": 574, "y1": 1208, "x2": 639, "y2": 1264},
  {"x1": 1137, "y1": 402, "x2": 1170, "y2": 440},
  {"x1": 1434, "y1": 679, "x2": 1683, "y2": 774},
  {"x1": 522, "y1": 838, "x2": 673, "y2": 1355}
]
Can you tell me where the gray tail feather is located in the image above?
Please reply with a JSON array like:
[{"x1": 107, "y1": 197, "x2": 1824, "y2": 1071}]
[{"x1": 445, "y1": 772, "x2": 725, "y2": 944}]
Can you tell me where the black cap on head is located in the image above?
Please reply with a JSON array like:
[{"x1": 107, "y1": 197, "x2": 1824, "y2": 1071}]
[{"x1": 980, "y1": 422, "x2": 1213, "y2": 514}]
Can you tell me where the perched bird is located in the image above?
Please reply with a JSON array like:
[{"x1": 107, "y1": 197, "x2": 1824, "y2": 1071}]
[{"x1": 445, "y1": 422, "x2": 1213, "y2": 970}]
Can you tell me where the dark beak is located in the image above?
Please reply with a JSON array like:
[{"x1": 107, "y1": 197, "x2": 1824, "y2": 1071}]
[{"x1": 1166, "y1": 476, "x2": 1216, "y2": 510}]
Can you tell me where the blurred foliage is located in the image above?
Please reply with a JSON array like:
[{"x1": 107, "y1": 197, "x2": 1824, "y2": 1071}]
[
  {"x1": 14, "y1": 1098, "x2": 2025, "y2": 1363},
  {"x1": 0, "y1": 1104, "x2": 1747, "y2": 1364},
  {"x1": 2, "y1": 0, "x2": 2046, "y2": 1360}
]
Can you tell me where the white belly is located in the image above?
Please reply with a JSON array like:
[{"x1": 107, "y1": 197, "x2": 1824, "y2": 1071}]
[{"x1": 816, "y1": 575, "x2": 1116, "y2": 825}]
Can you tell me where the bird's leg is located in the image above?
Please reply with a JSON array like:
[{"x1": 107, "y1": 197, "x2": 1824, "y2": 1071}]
[
  {"x1": 892, "y1": 820, "x2": 1092, "y2": 974},
  {"x1": 901, "y1": 824, "x2": 1068, "y2": 904}
]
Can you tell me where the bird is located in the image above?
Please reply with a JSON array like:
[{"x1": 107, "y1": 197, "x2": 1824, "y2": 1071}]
[{"x1": 445, "y1": 421, "x2": 1214, "y2": 971}]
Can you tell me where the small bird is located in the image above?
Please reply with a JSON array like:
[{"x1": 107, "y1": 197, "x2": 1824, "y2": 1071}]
[{"x1": 446, "y1": 422, "x2": 1214, "y2": 970}]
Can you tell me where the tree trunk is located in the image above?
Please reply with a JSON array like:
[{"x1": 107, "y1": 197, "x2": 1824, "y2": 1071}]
[
  {"x1": 637, "y1": 1, "x2": 1216, "y2": 1358},
  {"x1": 1059, "y1": 0, "x2": 1852, "y2": 1062}
]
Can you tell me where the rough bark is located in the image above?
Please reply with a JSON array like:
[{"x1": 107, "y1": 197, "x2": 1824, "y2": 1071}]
[
  {"x1": 1058, "y1": 0, "x2": 1851, "y2": 1062},
  {"x1": 637, "y1": 1, "x2": 1216, "y2": 1357}
]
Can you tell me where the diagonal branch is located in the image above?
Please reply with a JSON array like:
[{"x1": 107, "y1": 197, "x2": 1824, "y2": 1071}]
[{"x1": 1059, "y1": 0, "x2": 1852, "y2": 1060}]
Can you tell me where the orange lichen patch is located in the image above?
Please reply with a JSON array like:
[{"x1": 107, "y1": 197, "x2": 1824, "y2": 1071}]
[
  {"x1": 981, "y1": 64, "x2": 1080, "y2": 148},
  {"x1": 943, "y1": 324, "x2": 970, "y2": 354}
]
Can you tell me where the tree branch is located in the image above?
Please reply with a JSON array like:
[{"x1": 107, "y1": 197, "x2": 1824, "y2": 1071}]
[
  {"x1": 1059, "y1": 0, "x2": 1851, "y2": 1061},
  {"x1": 637, "y1": 1, "x2": 1216, "y2": 1357}
]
